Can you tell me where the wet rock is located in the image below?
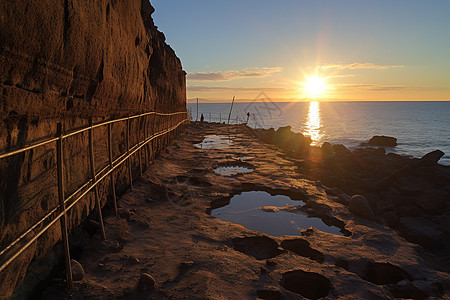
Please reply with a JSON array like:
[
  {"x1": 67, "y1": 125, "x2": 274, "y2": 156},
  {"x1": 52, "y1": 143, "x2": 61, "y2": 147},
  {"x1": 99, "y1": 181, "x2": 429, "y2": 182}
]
[
  {"x1": 349, "y1": 195, "x2": 376, "y2": 221},
  {"x1": 280, "y1": 238, "x2": 324, "y2": 263},
  {"x1": 281, "y1": 270, "x2": 330, "y2": 299},
  {"x1": 138, "y1": 273, "x2": 156, "y2": 291},
  {"x1": 71, "y1": 259, "x2": 85, "y2": 281},
  {"x1": 362, "y1": 262, "x2": 411, "y2": 285},
  {"x1": 232, "y1": 236, "x2": 280, "y2": 260},
  {"x1": 368, "y1": 136, "x2": 397, "y2": 147}
]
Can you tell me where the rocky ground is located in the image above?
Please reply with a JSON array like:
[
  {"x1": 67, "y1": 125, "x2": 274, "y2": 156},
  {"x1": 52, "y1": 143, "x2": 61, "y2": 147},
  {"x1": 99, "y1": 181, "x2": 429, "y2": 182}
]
[{"x1": 41, "y1": 122, "x2": 450, "y2": 299}]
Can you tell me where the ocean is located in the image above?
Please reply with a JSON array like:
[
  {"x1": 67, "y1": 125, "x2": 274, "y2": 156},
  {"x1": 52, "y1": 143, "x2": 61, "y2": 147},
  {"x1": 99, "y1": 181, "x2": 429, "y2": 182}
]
[{"x1": 187, "y1": 101, "x2": 450, "y2": 165}]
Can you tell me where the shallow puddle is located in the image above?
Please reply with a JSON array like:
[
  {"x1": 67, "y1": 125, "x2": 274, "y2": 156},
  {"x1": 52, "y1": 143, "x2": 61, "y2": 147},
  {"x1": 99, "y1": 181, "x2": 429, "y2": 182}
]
[
  {"x1": 211, "y1": 191, "x2": 344, "y2": 236},
  {"x1": 195, "y1": 135, "x2": 233, "y2": 149},
  {"x1": 214, "y1": 166, "x2": 254, "y2": 176}
]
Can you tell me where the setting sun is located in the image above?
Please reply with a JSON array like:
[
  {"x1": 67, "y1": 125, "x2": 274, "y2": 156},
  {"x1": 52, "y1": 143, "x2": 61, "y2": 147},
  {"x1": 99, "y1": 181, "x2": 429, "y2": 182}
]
[{"x1": 303, "y1": 76, "x2": 327, "y2": 99}]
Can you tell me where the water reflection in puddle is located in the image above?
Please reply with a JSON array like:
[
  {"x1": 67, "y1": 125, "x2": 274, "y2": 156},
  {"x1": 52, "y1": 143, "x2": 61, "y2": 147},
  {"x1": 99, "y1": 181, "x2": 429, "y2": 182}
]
[
  {"x1": 214, "y1": 166, "x2": 254, "y2": 176},
  {"x1": 211, "y1": 191, "x2": 344, "y2": 236},
  {"x1": 195, "y1": 135, "x2": 233, "y2": 149}
]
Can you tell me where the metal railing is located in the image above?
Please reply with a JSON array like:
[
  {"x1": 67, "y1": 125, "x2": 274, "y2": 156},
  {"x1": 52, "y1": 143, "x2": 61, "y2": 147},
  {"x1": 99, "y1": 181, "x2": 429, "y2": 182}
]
[{"x1": 0, "y1": 110, "x2": 188, "y2": 287}]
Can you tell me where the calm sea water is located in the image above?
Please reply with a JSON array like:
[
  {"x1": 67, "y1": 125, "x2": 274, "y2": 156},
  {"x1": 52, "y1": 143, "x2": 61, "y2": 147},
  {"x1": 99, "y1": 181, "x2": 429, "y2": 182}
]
[{"x1": 188, "y1": 101, "x2": 450, "y2": 165}]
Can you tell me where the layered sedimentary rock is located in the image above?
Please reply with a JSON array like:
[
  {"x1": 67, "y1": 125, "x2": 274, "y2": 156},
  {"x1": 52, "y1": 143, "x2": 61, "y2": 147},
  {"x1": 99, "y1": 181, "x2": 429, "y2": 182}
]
[{"x1": 0, "y1": 1, "x2": 186, "y2": 298}]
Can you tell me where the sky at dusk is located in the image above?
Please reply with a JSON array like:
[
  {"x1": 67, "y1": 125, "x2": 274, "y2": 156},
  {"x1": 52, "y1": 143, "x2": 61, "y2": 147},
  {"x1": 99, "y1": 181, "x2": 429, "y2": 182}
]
[{"x1": 152, "y1": 1, "x2": 450, "y2": 102}]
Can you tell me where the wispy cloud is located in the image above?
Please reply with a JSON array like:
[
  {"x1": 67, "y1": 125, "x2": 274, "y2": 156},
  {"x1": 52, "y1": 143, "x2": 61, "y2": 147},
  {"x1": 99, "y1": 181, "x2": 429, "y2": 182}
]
[
  {"x1": 187, "y1": 67, "x2": 283, "y2": 81},
  {"x1": 319, "y1": 63, "x2": 405, "y2": 70},
  {"x1": 336, "y1": 83, "x2": 409, "y2": 91},
  {"x1": 187, "y1": 85, "x2": 291, "y2": 93}
]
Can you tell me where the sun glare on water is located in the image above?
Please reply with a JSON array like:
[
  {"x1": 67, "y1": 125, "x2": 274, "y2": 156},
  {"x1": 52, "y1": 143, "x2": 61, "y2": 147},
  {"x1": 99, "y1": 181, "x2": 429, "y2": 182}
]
[{"x1": 303, "y1": 76, "x2": 327, "y2": 99}]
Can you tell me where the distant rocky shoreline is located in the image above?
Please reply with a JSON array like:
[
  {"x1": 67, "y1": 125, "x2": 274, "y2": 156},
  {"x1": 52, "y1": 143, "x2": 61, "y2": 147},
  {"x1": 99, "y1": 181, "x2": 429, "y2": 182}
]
[{"x1": 252, "y1": 125, "x2": 450, "y2": 261}]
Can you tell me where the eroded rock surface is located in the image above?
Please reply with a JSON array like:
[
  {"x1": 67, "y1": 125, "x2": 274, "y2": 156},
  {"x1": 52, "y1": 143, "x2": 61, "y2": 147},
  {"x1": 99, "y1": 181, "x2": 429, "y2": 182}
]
[{"x1": 38, "y1": 123, "x2": 450, "y2": 299}]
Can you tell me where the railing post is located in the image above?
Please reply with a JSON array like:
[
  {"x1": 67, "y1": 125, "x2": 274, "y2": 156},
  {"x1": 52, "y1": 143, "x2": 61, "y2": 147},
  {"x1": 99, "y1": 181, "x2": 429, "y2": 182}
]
[
  {"x1": 88, "y1": 120, "x2": 106, "y2": 240},
  {"x1": 138, "y1": 115, "x2": 143, "y2": 178},
  {"x1": 56, "y1": 123, "x2": 73, "y2": 288},
  {"x1": 144, "y1": 114, "x2": 148, "y2": 166},
  {"x1": 107, "y1": 122, "x2": 118, "y2": 216},
  {"x1": 126, "y1": 117, "x2": 133, "y2": 191}
]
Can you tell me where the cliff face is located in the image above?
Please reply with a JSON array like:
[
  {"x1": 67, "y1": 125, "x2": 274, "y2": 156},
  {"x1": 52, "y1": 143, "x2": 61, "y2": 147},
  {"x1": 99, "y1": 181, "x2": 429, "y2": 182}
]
[
  {"x1": 0, "y1": 1, "x2": 186, "y2": 298},
  {"x1": 0, "y1": 0, "x2": 185, "y2": 119}
]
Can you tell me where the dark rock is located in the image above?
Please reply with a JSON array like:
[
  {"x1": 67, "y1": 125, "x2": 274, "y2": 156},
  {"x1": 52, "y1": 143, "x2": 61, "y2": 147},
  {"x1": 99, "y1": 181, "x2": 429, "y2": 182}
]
[
  {"x1": 280, "y1": 238, "x2": 324, "y2": 263},
  {"x1": 138, "y1": 273, "x2": 156, "y2": 291},
  {"x1": 334, "y1": 259, "x2": 349, "y2": 270},
  {"x1": 418, "y1": 196, "x2": 447, "y2": 215},
  {"x1": 368, "y1": 136, "x2": 397, "y2": 147},
  {"x1": 396, "y1": 205, "x2": 423, "y2": 217},
  {"x1": 71, "y1": 259, "x2": 85, "y2": 281},
  {"x1": 388, "y1": 283, "x2": 427, "y2": 300},
  {"x1": 383, "y1": 211, "x2": 399, "y2": 228},
  {"x1": 331, "y1": 144, "x2": 350, "y2": 155},
  {"x1": 362, "y1": 262, "x2": 411, "y2": 285},
  {"x1": 420, "y1": 150, "x2": 445, "y2": 165},
  {"x1": 232, "y1": 236, "x2": 280, "y2": 260},
  {"x1": 280, "y1": 270, "x2": 330, "y2": 299},
  {"x1": 398, "y1": 217, "x2": 444, "y2": 249},
  {"x1": 349, "y1": 195, "x2": 376, "y2": 221},
  {"x1": 321, "y1": 142, "x2": 333, "y2": 158},
  {"x1": 256, "y1": 289, "x2": 282, "y2": 300}
]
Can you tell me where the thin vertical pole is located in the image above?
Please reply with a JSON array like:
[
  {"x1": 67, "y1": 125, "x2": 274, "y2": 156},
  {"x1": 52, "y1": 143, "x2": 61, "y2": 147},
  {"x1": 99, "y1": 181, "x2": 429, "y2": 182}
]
[
  {"x1": 126, "y1": 117, "x2": 133, "y2": 191},
  {"x1": 144, "y1": 114, "x2": 148, "y2": 166},
  {"x1": 219, "y1": 113, "x2": 221, "y2": 123},
  {"x1": 89, "y1": 120, "x2": 106, "y2": 239},
  {"x1": 209, "y1": 112, "x2": 211, "y2": 123},
  {"x1": 107, "y1": 122, "x2": 118, "y2": 216},
  {"x1": 138, "y1": 116, "x2": 143, "y2": 178},
  {"x1": 227, "y1": 96, "x2": 235, "y2": 124},
  {"x1": 196, "y1": 97, "x2": 199, "y2": 121},
  {"x1": 56, "y1": 123, "x2": 73, "y2": 288}
]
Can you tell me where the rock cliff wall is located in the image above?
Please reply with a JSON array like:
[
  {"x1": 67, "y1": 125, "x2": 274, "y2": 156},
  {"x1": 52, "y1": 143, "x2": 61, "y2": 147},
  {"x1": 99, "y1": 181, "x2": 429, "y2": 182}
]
[{"x1": 0, "y1": 1, "x2": 186, "y2": 298}]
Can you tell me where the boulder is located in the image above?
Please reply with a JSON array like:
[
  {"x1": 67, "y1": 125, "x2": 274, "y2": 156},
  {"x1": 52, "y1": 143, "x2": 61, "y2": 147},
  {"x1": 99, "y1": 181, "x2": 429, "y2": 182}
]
[
  {"x1": 70, "y1": 259, "x2": 85, "y2": 281},
  {"x1": 420, "y1": 150, "x2": 445, "y2": 165},
  {"x1": 368, "y1": 136, "x2": 397, "y2": 147},
  {"x1": 138, "y1": 273, "x2": 156, "y2": 291},
  {"x1": 349, "y1": 195, "x2": 376, "y2": 221}
]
